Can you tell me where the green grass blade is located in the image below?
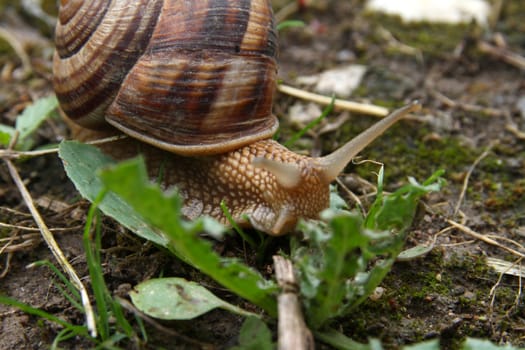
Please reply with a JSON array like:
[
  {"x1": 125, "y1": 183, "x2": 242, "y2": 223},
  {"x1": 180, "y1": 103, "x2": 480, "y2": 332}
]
[
  {"x1": 31, "y1": 260, "x2": 82, "y2": 303},
  {"x1": 0, "y1": 295, "x2": 89, "y2": 336},
  {"x1": 83, "y1": 196, "x2": 109, "y2": 339}
]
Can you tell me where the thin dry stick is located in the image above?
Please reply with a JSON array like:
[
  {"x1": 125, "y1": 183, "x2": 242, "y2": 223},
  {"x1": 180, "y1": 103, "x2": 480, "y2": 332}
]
[
  {"x1": 273, "y1": 255, "x2": 314, "y2": 350},
  {"x1": 0, "y1": 222, "x2": 83, "y2": 232},
  {"x1": 0, "y1": 252, "x2": 13, "y2": 278},
  {"x1": 506, "y1": 123, "x2": 525, "y2": 140},
  {"x1": 335, "y1": 177, "x2": 365, "y2": 216},
  {"x1": 4, "y1": 158, "x2": 97, "y2": 337},
  {"x1": 0, "y1": 27, "x2": 32, "y2": 75},
  {"x1": 275, "y1": 1, "x2": 299, "y2": 22},
  {"x1": 485, "y1": 235, "x2": 525, "y2": 252},
  {"x1": 478, "y1": 41, "x2": 525, "y2": 70},
  {"x1": 488, "y1": 257, "x2": 523, "y2": 318},
  {"x1": 278, "y1": 84, "x2": 389, "y2": 117},
  {"x1": 1, "y1": 239, "x2": 36, "y2": 253},
  {"x1": 453, "y1": 141, "x2": 497, "y2": 216},
  {"x1": 0, "y1": 134, "x2": 126, "y2": 160},
  {"x1": 447, "y1": 219, "x2": 525, "y2": 259}
]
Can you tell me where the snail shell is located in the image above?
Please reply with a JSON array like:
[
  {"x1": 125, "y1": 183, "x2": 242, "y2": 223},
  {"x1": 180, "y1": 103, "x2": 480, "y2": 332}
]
[
  {"x1": 53, "y1": 0, "x2": 279, "y2": 155},
  {"x1": 53, "y1": 0, "x2": 420, "y2": 235}
]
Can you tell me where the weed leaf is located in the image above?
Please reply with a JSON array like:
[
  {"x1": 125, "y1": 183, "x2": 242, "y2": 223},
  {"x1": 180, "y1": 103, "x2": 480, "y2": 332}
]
[
  {"x1": 230, "y1": 317, "x2": 273, "y2": 350},
  {"x1": 15, "y1": 95, "x2": 58, "y2": 150},
  {"x1": 58, "y1": 140, "x2": 169, "y2": 246},
  {"x1": 293, "y1": 171, "x2": 443, "y2": 329},
  {"x1": 130, "y1": 277, "x2": 257, "y2": 320}
]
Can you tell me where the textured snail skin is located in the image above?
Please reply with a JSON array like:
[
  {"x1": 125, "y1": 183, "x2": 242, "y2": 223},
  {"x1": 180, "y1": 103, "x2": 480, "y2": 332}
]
[
  {"x1": 71, "y1": 124, "x2": 329, "y2": 235},
  {"x1": 152, "y1": 140, "x2": 329, "y2": 235}
]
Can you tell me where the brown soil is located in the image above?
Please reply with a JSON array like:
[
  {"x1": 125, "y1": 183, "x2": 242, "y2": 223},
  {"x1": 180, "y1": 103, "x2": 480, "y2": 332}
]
[{"x1": 1, "y1": 1, "x2": 524, "y2": 349}]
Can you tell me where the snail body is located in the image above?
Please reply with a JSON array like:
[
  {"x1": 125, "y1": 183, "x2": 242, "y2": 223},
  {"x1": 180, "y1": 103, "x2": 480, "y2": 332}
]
[{"x1": 54, "y1": 0, "x2": 419, "y2": 235}]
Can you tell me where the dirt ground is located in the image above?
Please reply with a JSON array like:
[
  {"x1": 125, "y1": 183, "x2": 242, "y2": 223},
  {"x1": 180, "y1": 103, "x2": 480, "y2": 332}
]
[{"x1": 1, "y1": 1, "x2": 524, "y2": 349}]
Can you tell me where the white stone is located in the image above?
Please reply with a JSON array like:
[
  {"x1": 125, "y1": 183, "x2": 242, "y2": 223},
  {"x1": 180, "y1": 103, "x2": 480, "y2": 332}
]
[
  {"x1": 296, "y1": 64, "x2": 367, "y2": 98},
  {"x1": 366, "y1": 0, "x2": 490, "y2": 25}
]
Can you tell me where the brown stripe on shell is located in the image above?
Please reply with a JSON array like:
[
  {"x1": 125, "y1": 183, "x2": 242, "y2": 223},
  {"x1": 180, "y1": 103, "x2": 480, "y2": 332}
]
[
  {"x1": 53, "y1": 0, "x2": 163, "y2": 128},
  {"x1": 241, "y1": 0, "x2": 277, "y2": 58},
  {"x1": 102, "y1": 0, "x2": 278, "y2": 155},
  {"x1": 106, "y1": 52, "x2": 278, "y2": 155},
  {"x1": 56, "y1": 0, "x2": 83, "y2": 24},
  {"x1": 55, "y1": 0, "x2": 110, "y2": 58}
]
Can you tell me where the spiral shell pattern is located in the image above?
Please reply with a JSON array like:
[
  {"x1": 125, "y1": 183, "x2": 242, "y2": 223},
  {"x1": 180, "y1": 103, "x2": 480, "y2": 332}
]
[{"x1": 53, "y1": 0, "x2": 278, "y2": 155}]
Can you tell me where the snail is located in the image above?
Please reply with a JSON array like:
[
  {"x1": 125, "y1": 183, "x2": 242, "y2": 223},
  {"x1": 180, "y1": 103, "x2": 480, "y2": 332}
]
[{"x1": 53, "y1": 0, "x2": 420, "y2": 235}]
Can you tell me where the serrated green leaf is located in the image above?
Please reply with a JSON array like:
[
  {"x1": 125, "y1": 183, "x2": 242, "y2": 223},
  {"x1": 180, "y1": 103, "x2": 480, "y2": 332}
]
[
  {"x1": 98, "y1": 156, "x2": 278, "y2": 315},
  {"x1": 293, "y1": 171, "x2": 444, "y2": 329},
  {"x1": 15, "y1": 95, "x2": 58, "y2": 150},
  {"x1": 130, "y1": 277, "x2": 256, "y2": 320},
  {"x1": 231, "y1": 317, "x2": 273, "y2": 350},
  {"x1": 58, "y1": 141, "x2": 168, "y2": 246}
]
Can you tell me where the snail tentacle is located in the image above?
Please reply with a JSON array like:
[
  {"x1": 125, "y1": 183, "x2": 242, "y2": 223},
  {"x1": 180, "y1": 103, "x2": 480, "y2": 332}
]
[{"x1": 317, "y1": 101, "x2": 422, "y2": 183}]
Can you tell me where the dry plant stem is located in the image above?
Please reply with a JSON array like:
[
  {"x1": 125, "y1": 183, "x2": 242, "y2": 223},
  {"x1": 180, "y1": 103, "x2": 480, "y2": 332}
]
[
  {"x1": 453, "y1": 141, "x2": 497, "y2": 216},
  {"x1": 0, "y1": 27, "x2": 32, "y2": 75},
  {"x1": 0, "y1": 135, "x2": 126, "y2": 160},
  {"x1": 429, "y1": 89, "x2": 505, "y2": 117},
  {"x1": 0, "y1": 222, "x2": 82, "y2": 232},
  {"x1": 506, "y1": 123, "x2": 525, "y2": 140},
  {"x1": 277, "y1": 84, "x2": 389, "y2": 117},
  {"x1": 274, "y1": 1, "x2": 299, "y2": 22},
  {"x1": 478, "y1": 41, "x2": 525, "y2": 70},
  {"x1": 4, "y1": 158, "x2": 97, "y2": 337},
  {"x1": 0, "y1": 253, "x2": 13, "y2": 278},
  {"x1": 273, "y1": 255, "x2": 314, "y2": 350},
  {"x1": 335, "y1": 177, "x2": 365, "y2": 216},
  {"x1": 447, "y1": 219, "x2": 525, "y2": 259},
  {"x1": 488, "y1": 258, "x2": 523, "y2": 318}
]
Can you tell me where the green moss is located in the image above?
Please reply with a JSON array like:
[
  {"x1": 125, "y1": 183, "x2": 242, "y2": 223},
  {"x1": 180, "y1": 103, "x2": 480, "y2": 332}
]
[
  {"x1": 362, "y1": 12, "x2": 473, "y2": 57},
  {"x1": 348, "y1": 126, "x2": 476, "y2": 185}
]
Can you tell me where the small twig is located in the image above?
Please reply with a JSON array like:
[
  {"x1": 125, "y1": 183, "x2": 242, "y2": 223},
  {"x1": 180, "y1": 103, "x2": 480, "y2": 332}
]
[
  {"x1": 275, "y1": 1, "x2": 300, "y2": 23},
  {"x1": 453, "y1": 141, "x2": 497, "y2": 216},
  {"x1": 0, "y1": 135, "x2": 127, "y2": 160},
  {"x1": 0, "y1": 27, "x2": 32, "y2": 76},
  {"x1": 1, "y1": 239, "x2": 37, "y2": 253},
  {"x1": 485, "y1": 235, "x2": 525, "y2": 253},
  {"x1": 335, "y1": 177, "x2": 365, "y2": 216},
  {"x1": 4, "y1": 151, "x2": 97, "y2": 336},
  {"x1": 429, "y1": 89, "x2": 506, "y2": 117},
  {"x1": 505, "y1": 123, "x2": 525, "y2": 140},
  {"x1": 447, "y1": 219, "x2": 525, "y2": 259},
  {"x1": 478, "y1": 41, "x2": 525, "y2": 70},
  {"x1": 278, "y1": 84, "x2": 389, "y2": 117},
  {"x1": 273, "y1": 255, "x2": 314, "y2": 350},
  {"x1": 0, "y1": 252, "x2": 13, "y2": 278},
  {"x1": 0, "y1": 222, "x2": 83, "y2": 232}
]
